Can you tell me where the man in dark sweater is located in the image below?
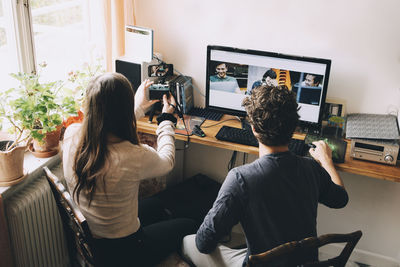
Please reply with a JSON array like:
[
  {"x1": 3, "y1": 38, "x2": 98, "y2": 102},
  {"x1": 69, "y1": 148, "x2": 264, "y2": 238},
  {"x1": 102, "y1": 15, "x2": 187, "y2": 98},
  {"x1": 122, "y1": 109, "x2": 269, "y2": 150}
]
[{"x1": 181, "y1": 85, "x2": 348, "y2": 267}]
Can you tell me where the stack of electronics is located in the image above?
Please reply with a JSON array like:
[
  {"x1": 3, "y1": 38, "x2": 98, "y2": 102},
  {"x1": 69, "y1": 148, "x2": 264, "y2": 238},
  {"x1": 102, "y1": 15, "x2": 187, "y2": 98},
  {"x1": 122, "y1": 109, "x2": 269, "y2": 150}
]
[
  {"x1": 147, "y1": 63, "x2": 226, "y2": 122},
  {"x1": 346, "y1": 113, "x2": 400, "y2": 165}
]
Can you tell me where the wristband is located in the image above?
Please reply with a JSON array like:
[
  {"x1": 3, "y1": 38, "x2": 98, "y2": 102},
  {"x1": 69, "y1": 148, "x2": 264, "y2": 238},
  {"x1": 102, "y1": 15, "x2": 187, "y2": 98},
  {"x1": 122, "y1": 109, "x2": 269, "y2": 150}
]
[{"x1": 156, "y1": 113, "x2": 177, "y2": 125}]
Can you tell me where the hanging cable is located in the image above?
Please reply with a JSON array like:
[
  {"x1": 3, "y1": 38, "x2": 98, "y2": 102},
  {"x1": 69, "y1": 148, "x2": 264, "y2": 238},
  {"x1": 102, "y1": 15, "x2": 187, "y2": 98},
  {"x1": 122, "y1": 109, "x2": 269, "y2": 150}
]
[
  {"x1": 201, "y1": 117, "x2": 241, "y2": 129},
  {"x1": 228, "y1": 151, "x2": 238, "y2": 171}
]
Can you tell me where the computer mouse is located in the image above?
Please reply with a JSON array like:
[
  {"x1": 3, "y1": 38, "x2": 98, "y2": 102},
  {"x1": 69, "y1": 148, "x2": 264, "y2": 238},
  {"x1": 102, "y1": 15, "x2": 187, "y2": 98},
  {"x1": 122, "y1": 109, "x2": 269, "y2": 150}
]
[{"x1": 192, "y1": 125, "x2": 206, "y2": 137}]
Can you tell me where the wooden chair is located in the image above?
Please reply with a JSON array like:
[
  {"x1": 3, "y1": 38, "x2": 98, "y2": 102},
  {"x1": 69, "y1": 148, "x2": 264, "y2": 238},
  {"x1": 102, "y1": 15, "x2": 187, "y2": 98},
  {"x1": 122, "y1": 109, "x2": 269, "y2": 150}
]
[
  {"x1": 43, "y1": 167, "x2": 95, "y2": 267},
  {"x1": 247, "y1": 230, "x2": 362, "y2": 267}
]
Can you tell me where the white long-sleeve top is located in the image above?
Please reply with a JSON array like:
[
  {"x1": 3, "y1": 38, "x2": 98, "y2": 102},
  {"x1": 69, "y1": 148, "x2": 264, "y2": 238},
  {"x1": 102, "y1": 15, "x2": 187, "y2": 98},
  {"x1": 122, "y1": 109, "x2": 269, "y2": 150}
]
[{"x1": 62, "y1": 107, "x2": 175, "y2": 238}]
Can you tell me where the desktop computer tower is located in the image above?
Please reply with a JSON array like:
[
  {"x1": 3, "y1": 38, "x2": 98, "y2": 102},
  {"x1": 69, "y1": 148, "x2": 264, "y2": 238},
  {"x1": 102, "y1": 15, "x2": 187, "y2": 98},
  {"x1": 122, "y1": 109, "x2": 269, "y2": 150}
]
[{"x1": 115, "y1": 57, "x2": 157, "y2": 91}]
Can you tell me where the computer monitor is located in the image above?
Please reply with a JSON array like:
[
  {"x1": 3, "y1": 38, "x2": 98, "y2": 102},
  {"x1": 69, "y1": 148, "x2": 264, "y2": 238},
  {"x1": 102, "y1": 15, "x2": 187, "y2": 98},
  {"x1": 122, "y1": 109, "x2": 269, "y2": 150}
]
[{"x1": 205, "y1": 45, "x2": 331, "y2": 127}]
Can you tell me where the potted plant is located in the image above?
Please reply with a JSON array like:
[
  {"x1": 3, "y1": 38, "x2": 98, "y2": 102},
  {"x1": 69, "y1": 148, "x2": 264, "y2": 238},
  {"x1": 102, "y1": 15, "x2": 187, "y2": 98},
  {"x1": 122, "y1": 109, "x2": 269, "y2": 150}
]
[
  {"x1": 63, "y1": 61, "x2": 105, "y2": 128},
  {"x1": 67, "y1": 61, "x2": 105, "y2": 107},
  {"x1": 7, "y1": 62, "x2": 77, "y2": 158},
  {"x1": 0, "y1": 90, "x2": 30, "y2": 186}
]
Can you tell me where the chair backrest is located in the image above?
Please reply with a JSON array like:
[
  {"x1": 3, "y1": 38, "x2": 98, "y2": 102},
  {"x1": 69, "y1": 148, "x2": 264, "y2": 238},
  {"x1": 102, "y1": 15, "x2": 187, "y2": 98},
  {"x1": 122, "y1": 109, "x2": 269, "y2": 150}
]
[
  {"x1": 43, "y1": 166, "x2": 95, "y2": 266},
  {"x1": 247, "y1": 230, "x2": 362, "y2": 267}
]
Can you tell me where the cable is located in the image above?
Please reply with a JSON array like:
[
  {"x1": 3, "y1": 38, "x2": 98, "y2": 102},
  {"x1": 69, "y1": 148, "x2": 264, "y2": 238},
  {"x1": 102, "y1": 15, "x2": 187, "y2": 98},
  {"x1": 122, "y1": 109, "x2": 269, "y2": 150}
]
[
  {"x1": 181, "y1": 114, "x2": 191, "y2": 148},
  {"x1": 228, "y1": 151, "x2": 237, "y2": 171},
  {"x1": 153, "y1": 53, "x2": 205, "y2": 98},
  {"x1": 201, "y1": 117, "x2": 241, "y2": 129},
  {"x1": 174, "y1": 103, "x2": 191, "y2": 148}
]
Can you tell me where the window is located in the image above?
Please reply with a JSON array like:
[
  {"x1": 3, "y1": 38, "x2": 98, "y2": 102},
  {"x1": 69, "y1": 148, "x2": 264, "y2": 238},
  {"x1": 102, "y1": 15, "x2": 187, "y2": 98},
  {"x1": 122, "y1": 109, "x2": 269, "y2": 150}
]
[
  {"x1": 0, "y1": 0, "x2": 105, "y2": 90},
  {"x1": 30, "y1": 0, "x2": 104, "y2": 81},
  {"x1": 0, "y1": 0, "x2": 19, "y2": 92}
]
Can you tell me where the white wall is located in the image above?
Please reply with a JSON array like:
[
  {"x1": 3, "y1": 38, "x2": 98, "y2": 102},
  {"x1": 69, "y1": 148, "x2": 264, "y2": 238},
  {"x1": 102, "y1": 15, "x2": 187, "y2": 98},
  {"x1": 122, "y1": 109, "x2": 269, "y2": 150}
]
[{"x1": 135, "y1": 0, "x2": 400, "y2": 260}]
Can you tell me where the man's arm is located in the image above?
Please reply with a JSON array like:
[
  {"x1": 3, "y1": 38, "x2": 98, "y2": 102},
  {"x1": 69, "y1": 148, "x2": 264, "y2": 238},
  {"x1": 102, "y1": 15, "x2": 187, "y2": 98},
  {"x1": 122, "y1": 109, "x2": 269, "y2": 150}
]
[
  {"x1": 309, "y1": 140, "x2": 348, "y2": 208},
  {"x1": 309, "y1": 140, "x2": 344, "y2": 188},
  {"x1": 195, "y1": 172, "x2": 242, "y2": 253}
]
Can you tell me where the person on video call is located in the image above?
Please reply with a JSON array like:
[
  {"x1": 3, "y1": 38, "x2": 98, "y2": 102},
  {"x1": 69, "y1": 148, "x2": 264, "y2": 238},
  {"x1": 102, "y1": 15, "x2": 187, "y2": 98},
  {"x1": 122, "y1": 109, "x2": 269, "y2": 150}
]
[
  {"x1": 302, "y1": 73, "x2": 323, "y2": 87},
  {"x1": 210, "y1": 62, "x2": 241, "y2": 93},
  {"x1": 62, "y1": 73, "x2": 196, "y2": 267},
  {"x1": 247, "y1": 68, "x2": 278, "y2": 95},
  {"x1": 181, "y1": 84, "x2": 348, "y2": 267}
]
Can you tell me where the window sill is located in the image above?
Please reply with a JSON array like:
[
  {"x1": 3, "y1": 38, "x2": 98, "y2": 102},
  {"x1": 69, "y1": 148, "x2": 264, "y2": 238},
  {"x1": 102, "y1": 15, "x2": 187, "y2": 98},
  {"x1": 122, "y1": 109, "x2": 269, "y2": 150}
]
[{"x1": 0, "y1": 152, "x2": 61, "y2": 197}]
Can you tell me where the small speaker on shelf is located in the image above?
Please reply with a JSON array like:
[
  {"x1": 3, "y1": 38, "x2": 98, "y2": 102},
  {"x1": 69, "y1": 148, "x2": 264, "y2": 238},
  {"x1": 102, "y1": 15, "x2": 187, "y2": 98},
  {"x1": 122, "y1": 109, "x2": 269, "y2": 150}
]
[{"x1": 115, "y1": 56, "x2": 158, "y2": 92}]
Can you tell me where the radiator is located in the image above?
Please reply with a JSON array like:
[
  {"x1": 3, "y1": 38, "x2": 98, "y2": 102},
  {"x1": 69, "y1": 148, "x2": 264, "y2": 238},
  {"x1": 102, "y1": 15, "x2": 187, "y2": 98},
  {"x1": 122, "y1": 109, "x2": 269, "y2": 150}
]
[{"x1": 4, "y1": 175, "x2": 70, "y2": 267}]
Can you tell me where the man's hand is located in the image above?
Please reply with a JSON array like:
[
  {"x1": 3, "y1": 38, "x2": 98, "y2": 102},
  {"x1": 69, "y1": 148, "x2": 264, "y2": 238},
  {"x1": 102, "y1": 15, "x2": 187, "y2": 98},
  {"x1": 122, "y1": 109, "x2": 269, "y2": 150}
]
[
  {"x1": 135, "y1": 79, "x2": 159, "y2": 112},
  {"x1": 309, "y1": 140, "x2": 344, "y2": 187},
  {"x1": 309, "y1": 140, "x2": 333, "y2": 168}
]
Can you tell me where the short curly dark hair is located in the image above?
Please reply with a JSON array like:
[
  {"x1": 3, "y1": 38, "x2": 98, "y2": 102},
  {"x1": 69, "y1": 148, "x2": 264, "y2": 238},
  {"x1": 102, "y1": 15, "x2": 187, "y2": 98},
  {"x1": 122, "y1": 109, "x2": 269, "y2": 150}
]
[{"x1": 242, "y1": 85, "x2": 299, "y2": 146}]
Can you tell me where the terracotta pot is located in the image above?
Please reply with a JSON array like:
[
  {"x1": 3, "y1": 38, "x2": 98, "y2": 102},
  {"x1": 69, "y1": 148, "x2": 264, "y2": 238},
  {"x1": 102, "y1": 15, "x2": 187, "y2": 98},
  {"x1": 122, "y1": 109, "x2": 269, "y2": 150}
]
[
  {"x1": 0, "y1": 141, "x2": 26, "y2": 186},
  {"x1": 28, "y1": 143, "x2": 59, "y2": 158},
  {"x1": 29, "y1": 125, "x2": 62, "y2": 158},
  {"x1": 32, "y1": 125, "x2": 62, "y2": 154}
]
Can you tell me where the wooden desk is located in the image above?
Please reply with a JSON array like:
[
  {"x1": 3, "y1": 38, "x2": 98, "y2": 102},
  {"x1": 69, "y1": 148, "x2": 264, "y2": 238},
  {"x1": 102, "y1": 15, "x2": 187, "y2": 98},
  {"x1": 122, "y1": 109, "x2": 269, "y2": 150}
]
[{"x1": 137, "y1": 115, "x2": 400, "y2": 183}]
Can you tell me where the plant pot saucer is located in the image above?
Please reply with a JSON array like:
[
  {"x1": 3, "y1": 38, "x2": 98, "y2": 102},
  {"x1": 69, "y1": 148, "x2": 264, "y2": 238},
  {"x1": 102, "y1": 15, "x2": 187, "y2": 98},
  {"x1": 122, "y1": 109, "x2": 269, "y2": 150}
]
[
  {"x1": 28, "y1": 143, "x2": 59, "y2": 158},
  {"x1": 0, "y1": 172, "x2": 27, "y2": 187}
]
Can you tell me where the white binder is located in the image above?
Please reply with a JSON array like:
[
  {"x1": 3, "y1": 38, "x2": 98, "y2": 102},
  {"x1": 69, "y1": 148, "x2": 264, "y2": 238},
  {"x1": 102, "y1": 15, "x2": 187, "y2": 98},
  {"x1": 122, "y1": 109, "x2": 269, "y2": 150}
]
[{"x1": 124, "y1": 25, "x2": 153, "y2": 63}]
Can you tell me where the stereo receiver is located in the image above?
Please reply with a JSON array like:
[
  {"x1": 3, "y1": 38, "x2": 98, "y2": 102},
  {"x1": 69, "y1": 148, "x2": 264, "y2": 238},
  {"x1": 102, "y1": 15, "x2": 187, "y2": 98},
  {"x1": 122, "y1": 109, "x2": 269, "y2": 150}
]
[{"x1": 350, "y1": 139, "x2": 399, "y2": 165}]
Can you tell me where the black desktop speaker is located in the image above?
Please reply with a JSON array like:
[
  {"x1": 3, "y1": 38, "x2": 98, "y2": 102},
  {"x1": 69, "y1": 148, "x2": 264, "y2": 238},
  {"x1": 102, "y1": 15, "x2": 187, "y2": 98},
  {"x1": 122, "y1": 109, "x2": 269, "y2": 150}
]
[{"x1": 115, "y1": 58, "x2": 142, "y2": 92}]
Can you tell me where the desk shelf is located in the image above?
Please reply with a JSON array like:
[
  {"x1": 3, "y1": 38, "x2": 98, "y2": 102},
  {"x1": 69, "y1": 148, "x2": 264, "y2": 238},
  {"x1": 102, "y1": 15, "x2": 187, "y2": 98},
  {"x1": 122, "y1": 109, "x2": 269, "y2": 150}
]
[{"x1": 137, "y1": 115, "x2": 400, "y2": 183}]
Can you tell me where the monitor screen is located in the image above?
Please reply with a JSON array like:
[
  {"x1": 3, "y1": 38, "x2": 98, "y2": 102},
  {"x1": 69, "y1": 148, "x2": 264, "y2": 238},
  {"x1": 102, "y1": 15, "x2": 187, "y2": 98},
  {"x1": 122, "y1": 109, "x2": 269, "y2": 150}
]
[{"x1": 205, "y1": 45, "x2": 331, "y2": 125}]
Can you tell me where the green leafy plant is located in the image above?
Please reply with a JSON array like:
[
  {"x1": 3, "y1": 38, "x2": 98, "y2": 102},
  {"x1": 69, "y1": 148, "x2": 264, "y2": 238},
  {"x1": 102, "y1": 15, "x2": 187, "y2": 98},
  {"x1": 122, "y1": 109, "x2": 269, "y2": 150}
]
[
  {"x1": 0, "y1": 88, "x2": 30, "y2": 151},
  {"x1": 0, "y1": 63, "x2": 77, "y2": 149},
  {"x1": 66, "y1": 60, "x2": 105, "y2": 107}
]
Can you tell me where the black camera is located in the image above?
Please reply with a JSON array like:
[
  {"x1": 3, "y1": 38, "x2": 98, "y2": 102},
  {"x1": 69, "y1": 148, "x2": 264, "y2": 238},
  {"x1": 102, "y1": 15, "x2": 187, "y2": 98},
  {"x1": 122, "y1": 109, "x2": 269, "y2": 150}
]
[
  {"x1": 149, "y1": 82, "x2": 171, "y2": 100},
  {"x1": 148, "y1": 63, "x2": 175, "y2": 100}
]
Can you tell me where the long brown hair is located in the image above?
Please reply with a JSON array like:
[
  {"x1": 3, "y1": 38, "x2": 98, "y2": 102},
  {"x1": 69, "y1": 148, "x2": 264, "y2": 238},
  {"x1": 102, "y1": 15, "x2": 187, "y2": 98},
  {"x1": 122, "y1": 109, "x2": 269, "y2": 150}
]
[{"x1": 73, "y1": 72, "x2": 139, "y2": 204}]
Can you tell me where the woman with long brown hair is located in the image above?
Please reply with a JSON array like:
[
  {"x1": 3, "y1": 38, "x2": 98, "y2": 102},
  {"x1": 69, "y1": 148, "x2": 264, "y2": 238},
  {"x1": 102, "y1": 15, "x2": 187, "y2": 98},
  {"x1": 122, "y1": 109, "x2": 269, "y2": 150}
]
[{"x1": 62, "y1": 72, "x2": 196, "y2": 266}]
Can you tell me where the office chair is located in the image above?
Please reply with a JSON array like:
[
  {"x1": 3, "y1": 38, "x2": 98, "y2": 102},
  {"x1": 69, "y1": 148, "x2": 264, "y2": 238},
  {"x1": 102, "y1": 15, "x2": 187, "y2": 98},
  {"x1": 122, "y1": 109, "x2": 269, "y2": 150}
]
[
  {"x1": 247, "y1": 230, "x2": 362, "y2": 267},
  {"x1": 43, "y1": 167, "x2": 95, "y2": 267}
]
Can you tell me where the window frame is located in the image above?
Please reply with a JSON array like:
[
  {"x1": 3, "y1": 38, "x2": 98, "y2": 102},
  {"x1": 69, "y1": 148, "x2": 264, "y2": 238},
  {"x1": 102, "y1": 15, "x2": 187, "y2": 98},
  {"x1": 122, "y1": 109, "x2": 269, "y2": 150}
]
[{"x1": 7, "y1": 0, "x2": 36, "y2": 74}]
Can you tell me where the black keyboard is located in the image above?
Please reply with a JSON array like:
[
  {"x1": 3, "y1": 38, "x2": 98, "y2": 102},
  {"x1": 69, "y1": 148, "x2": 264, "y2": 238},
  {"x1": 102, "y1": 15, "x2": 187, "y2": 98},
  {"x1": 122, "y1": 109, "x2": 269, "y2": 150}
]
[
  {"x1": 215, "y1": 126, "x2": 307, "y2": 156},
  {"x1": 216, "y1": 126, "x2": 259, "y2": 147},
  {"x1": 187, "y1": 107, "x2": 223, "y2": 121}
]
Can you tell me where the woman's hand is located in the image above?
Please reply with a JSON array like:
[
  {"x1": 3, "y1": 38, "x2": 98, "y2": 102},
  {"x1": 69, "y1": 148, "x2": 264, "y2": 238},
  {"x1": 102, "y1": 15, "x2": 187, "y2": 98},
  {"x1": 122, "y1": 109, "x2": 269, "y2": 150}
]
[
  {"x1": 135, "y1": 79, "x2": 159, "y2": 112},
  {"x1": 162, "y1": 93, "x2": 177, "y2": 114}
]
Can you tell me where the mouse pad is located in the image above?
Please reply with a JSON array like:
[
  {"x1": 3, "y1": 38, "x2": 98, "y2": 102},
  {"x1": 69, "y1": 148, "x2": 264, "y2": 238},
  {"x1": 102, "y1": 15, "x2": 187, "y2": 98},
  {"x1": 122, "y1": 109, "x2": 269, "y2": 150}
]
[
  {"x1": 175, "y1": 115, "x2": 205, "y2": 135},
  {"x1": 304, "y1": 134, "x2": 347, "y2": 163}
]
